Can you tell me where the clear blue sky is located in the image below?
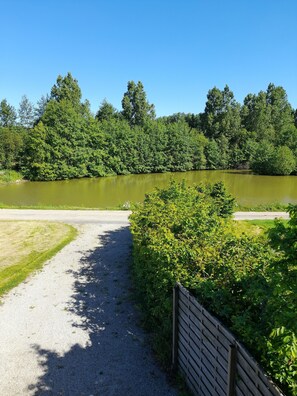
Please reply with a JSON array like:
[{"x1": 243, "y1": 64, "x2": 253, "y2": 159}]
[{"x1": 1, "y1": 0, "x2": 296, "y2": 116}]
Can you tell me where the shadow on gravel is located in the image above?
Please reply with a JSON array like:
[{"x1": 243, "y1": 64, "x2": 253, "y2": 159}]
[{"x1": 28, "y1": 226, "x2": 176, "y2": 396}]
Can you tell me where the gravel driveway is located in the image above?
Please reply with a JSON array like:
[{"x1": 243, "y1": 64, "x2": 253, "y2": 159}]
[
  {"x1": 0, "y1": 209, "x2": 289, "y2": 395},
  {"x1": 0, "y1": 218, "x2": 178, "y2": 396}
]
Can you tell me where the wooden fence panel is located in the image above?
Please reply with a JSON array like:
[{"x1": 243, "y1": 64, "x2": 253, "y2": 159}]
[{"x1": 173, "y1": 283, "x2": 285, "y2": 396}]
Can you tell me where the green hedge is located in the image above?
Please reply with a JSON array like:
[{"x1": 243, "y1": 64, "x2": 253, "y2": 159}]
[{"x1": 130, "y1": 181, "x2": 297, "y2": 395}]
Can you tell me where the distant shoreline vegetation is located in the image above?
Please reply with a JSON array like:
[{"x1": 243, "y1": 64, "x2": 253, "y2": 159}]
[{"x1": 0, "y1": 73, "x2": 296, "y2": 181}]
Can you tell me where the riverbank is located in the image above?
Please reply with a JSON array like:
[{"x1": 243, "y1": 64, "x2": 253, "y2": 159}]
[{"x1": 0, "y1": 170, "x2": 24, "y2": 185}]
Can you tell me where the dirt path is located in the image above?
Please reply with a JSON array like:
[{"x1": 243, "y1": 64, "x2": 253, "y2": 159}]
[{"x1": 0, "y1": 222, "x2": 178, "y2": 396}]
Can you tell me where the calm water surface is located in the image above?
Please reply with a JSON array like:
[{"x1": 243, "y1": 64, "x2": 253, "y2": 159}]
[{"x1": 0, "y1": 170, "x2": 296, "y2": 208}]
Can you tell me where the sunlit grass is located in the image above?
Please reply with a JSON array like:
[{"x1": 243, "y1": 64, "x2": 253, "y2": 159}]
[{"x1": 0, "y1": 221, "x2": 77, "y2": 297}]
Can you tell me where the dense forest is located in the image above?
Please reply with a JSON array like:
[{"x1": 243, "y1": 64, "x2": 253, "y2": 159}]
[{"x1": 1, "y1": 72, "x2": 297, "y2": 180}]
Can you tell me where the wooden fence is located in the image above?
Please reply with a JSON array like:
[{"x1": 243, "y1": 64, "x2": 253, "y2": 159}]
[{"x1": 172, "y1": 283, "x2": 284, "y2": 396}]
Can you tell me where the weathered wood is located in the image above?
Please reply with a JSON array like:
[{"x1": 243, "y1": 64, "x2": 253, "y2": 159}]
[
  {"x1": 179, "y1": 300, "x2": 229, "y2": 362},
  {"x1": 234, "y1": 384, "x2": 245, "y2": 396},
  {"x1": 172, "y1": 283, "x2": 179, "y2": 371},
  {"x1": 236, "y1": 361, "x2": 263, "y2": 396},
  {"x1": 237, "y1": 350, "x2": 281, "y2": 396},
  {"x1": 179, "y1": 293, "x2": 231, "y2": 353},
  {"x1": 174, "y1": 284, "x2": 284, "y2": 396},
  {"x1": 188, "y1": 291, "x2": 235, "y2": 345},
  {"x1": 179, "y1": 315, "x2": 228, "y2": 386},
  {"x1": 227, "y1": 345, "x2": 237, "y2": 396},
  {"x1": 237, "y1": 346, "x2": 283, "y2": 396},
  {"x1": 179, "y1": 356, "x2": 202, "y2": 396}
]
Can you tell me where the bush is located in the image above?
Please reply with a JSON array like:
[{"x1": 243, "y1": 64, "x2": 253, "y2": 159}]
[{"x1": 130, "y1": 181, "x2": 297, "y2": 395}]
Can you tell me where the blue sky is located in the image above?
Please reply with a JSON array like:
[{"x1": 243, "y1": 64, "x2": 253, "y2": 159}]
[{"x1": 0, "y1": 0, "x2": 296, "y2": 116}]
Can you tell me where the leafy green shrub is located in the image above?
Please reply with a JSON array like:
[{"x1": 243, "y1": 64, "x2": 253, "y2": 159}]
[
  {"x1": 251, "y1": 142, "x2": 295, "y2": 175},
  {"x1": 130, "y1": 181, "x2": 297, "y2": 395},
  {"x1": 130, "y1": 181, "x2": 234, "y2": 361}
]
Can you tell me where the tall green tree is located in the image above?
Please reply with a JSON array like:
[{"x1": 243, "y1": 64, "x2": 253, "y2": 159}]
[
  {"x1": 0, "y1": 127, "x2": 24, "y2": 169},
  {"x1": 201, "y1": 85, "x2": 241, "y2": 142},
  {"x1": 23, "y1": 73, "x2": 107, "y2": 180},
  {"x1": 0, "y1": 99, "x2": 17, "y2": 127},
  {"x1": 18, "y1": 95, "x2": 35, "y2": 128},
  {"x1": 34, "y1": 94, "x2": 50, "y2": 122},
  {"x1": 242, "y1": 84, "x2": 294, "y2": 143},
  {"x1": 121, "y1": 81, "x2": 155, "y2": 127},
  {"x1": 266, "y1": 83, "x2": 294, "y2": 134},
  {"x1": 96, "y1": 99, "x2": 119, "y2": 122},
  {"x1": 50, "y1": 72, "x2": 82, "y2": 106}
]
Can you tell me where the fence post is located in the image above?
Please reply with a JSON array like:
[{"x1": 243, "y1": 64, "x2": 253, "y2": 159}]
[
  {"x1": 227, "y1": 344, "x2": 237, "y2": 396},
  {"x1": 172, "y1": 283, "x2": 180, "y2": 372}
]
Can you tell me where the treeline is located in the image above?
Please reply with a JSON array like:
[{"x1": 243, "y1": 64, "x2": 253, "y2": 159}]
[{"x1": 1, "y1": 73, "x2": 297, "y2": 180}]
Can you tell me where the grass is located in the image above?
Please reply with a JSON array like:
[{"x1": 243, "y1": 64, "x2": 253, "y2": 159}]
[
  {"x1": 0, "y1": 170, "x2": 23, "y2": 185},
  {"x1": 0, "y1": 202, "x2": 132, "y2": 210},
  {"x1": 0, "y1": 221, "x2": 77, "y2": 297},
  {"x1": 235, "y1": 203, "x2": 288, "y2": 211},
  {"x1": 0, "y1": 200, "x2": 288, "y2": 212},
  {"x1": 233, "y1": 219, "x2": 289, "y2": 236}
]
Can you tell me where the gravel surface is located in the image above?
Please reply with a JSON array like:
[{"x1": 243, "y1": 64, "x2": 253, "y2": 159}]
[
  {"x1": 0, "y1": 209, "x2": 289, "y2": 396},
  {"x1": 0, "y1": 221, "x2": 178, "y2": 396},
  {"x1": 0, "y1": 209, "x2": 289, "y2": 223}
]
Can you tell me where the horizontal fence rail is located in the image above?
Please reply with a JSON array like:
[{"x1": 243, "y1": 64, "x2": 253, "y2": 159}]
[{"x1": 172, "y1": 283, "x2": 284, "y2": 396}]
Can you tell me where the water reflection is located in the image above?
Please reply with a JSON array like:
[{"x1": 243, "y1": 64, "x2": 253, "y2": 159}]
[{"x1": 0, "y1": 170, "x2": 296, "y2": 208}]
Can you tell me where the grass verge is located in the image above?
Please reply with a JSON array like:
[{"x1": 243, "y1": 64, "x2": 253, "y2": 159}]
[
  {"x1": 0, "y1": 221, "x2": 77, "y2": 297},
  {"x1": 0, "y1": 202, "x2": 132, "y2": 210},
  {"x1": 233, "y1": 219, "x2": 288, "y2": 236},
  {"x1": 235, "y1": 203, "x2": 288, "y2": 211},
  {"x1": 0, "y1": 170, "x2": 23, "y2": 185}
]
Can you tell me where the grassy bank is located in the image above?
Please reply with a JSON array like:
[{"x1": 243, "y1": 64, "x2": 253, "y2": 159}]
[
  {"x1": 0, "y1": 170, "x2": 24, "y2": 185},
  {"x1": 0, "y1": 202, "x2": 132, "y2": 210},
  {"x1": 0, "y1": 201, "x2": 288, "y2": 211},
  {"x1": 0, "y1": 221, "x2": 77, "y2": 297},
  {"x1": 236, "y1": 202, "x2": 288, "y2": 211}
]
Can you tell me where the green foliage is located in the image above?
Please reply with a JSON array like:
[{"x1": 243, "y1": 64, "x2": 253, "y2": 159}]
[
  {"x1": 96, "y1": 99, "x2": 119, "y2": 122},
  {"x1": 18, "y1": 95, "x2": 35, "y2": 128},
  {"x1": 130, "y1": 181, "x2": 236, "y2": 361},
  {"x1": 1, "y1": 75, "x2": 296, "y2": 180},
  {"x1": 0, "y1": 169, "x2": 23, "y2": 184},
  {"x1": 265, "y1": 205, "x2": 297, "y2": 393},
  {"x1": 130, "y1": 183, "x2": 297, "y2": 394},
  {"x1": 0, "y1": 99, "x2": 17, "y2": 127},
  {"x1": 50, "y1": 72, "x2": 82, "y2": 106},
  {"x1": 251, "y1": 143, "x2": 295, "y2": 175},
  {"x1": 202, "y1": 85, "x2": 242, "y2": 142},
  {"x1": 0, "y1": 127, "x2": 25, "y2": 169},
  {"x1": 121, "y1": 81, "x2": 155, "y2": 127},
  {"x1": 22, "y1": 74, "x2": 110, "y2": 180}
]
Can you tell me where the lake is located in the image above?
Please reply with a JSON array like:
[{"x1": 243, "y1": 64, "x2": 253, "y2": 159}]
[{"x1": 0, "y1": 170, "x2": 296, "y2": 208}]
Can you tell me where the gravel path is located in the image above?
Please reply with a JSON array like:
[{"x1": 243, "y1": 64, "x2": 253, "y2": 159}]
[
  {"x1": 0, "y1": 209, "x2": 289, "y2": 395},
  {"x1": 0, "y1": 221, "x2": 178, "y2": 396},
  {"x1": 0, "y1": 209, "x2": 289, "y2": 223}
]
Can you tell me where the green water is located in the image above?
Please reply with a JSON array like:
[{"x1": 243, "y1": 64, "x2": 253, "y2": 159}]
[{"x1": 0, "y1": 170, "x2": 296, "y2": 208}]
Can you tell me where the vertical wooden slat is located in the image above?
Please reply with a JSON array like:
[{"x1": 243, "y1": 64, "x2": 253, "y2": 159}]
[
  {"x1": 227, "y1": 344, "x2": 236, "y2": 396},
  {"x1": 172, "y1": 283, "x2": 180, "y2": 372}
]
